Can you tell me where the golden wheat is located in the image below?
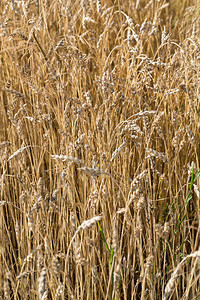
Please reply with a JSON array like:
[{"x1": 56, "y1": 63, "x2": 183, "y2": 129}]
[{"x1": 1, "y1": 0, "x2": 200, "y2": 299}]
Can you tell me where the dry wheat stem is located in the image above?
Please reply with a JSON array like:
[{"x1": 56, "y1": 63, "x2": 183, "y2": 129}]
[{"x1": 163, "y1": 249, "x2": 200, "y2": 300}]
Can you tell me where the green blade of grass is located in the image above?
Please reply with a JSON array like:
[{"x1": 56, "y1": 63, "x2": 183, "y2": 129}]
[
  {"x1": 189, "y1": 162, "x2": 194, "y2": 190},
  {"x1": 194, "y1": 169, "x2": 200, "y2": 182},
  {"x1": 97, "y1": 221, "x2": 110, "y2": 252}
]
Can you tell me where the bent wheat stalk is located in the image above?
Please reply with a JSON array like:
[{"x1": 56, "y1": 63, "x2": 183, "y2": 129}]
[{"x1": 163, "y1": 249, "x2": 200, "y2": 300}]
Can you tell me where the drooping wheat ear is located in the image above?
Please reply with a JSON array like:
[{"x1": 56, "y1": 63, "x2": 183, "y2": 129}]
[
  {"x1": 7, "y1": 145, "x2": 30, "y2": 161},
  {"x1": 37, "y1": 253, "x2": 44, "y2": 272},
  {"x1": 26, "y1": 212, "x2": 35, "y2": 233},
  {"x1": 162, "y1": 222, "x2": 170, "y2": 241},
  {"x1": 186, "y1": 125, "x2": 196, "y2": 148},
  {"x1": 163, "y1": 249, "x2": 200, "y2": 300},
  {"x1": 51, "y1": 154, "x2": 84, "y2": 165},
  {"x1": 110, "y1": 140, "x2": 126, "y2": 162},
  {"x1": 8, "y1": 145, "x2": 40, "y2": 162},
  {"x1": 50, "y1": 189, "x2": 59, "y2": 203},
  {"x1": 81, "y1": 0, "x2": 86, "y2": 10},
  {"x1": 37, "y1": 177, "x2": 45, "y2": 196},
  {"x1": 15, "y1": 219, "x2": 19, "y2": 243},
  {"x1": 194, "y1": 184, "x2": 200, "y2": 198},
  {"x1": 77, "y1": 166, "x2": 109, "y2": 177},
  {"x1": 70, "y1": 212, "x2": 82, "y2": 265},
  {"x1": 16, "y1": 271, "x2": 31, "y2": 280},
  {"x1": 88, "y1": 188, "x2": 98, "y2": 212},
  {"x1": 3, "y1": 275, "x2": 11, "y2": 299},
  {"x1": 70, "y1": 133, "x2": 85, "y2": 154},
  {"x1": 18, "y1": 246, "x2": 42, "y2": 280},
  {"x1": 131, "y1": 170, "x2": 148, "y2": 193},
  {"x1": 113, "y1": 263, "x2": 121, "y2": 293},
  {"x1": 161, "y1": 25, "x2": 171, "y2": 45},
  {"x1": 52, "y1": 255, "x2": 61, "y2": 279},
  {"x1": 65, "y1": 216, "x2": 103, "y2": 262},
  {"x1": 38, "y1": 267, "x2": 48, "y2": 300},
  {"x1": 70, "y1": 211, "x2": 76, "y2": 234},
  {"x1": 78, "y1": 216, "x2": 103, "y2": 230},
  {"x1": 96, "y1": 0, "x2": 101, "y2": 14},
  {"x1": 0, "y1": 201, "x2": 6, "y2": 207},
  {"x1": 55, "y1": 282, "x2": 63, "y2": 297},
  {"x1": 92, "y1": 266, "x2": 98, "y2": 286},
  {"x1": 146, "y1": 148, "x2": 169, "y2": 164},
  {"x1": 0, "y1": 169, "x2": 6, "y2": 190},
  {"x1": 144, "y1": 255, "x2": 154, "y2": 282},
  {"x1": 135, "y1": 207, "x2": 143, "y2": 238}
]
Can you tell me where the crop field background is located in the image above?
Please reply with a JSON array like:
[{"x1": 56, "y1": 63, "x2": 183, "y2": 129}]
[{"x1": 1, "y1": 0, "x2": 200, "y2": 299}]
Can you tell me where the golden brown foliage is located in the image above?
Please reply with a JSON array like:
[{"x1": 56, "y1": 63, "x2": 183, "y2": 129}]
[{"x1": 0, "y1": 0, "x2": 200, "y2": 299}]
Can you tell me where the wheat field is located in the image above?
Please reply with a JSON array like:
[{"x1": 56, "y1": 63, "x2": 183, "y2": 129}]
[{"x1": 0, "y1": 0, "x2": 200, "y2": 299}]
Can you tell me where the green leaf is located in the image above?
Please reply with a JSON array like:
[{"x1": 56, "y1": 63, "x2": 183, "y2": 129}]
[
  {"x1": 110, "y1": 248, "x2": 114, "y2": 267},
  {"x1": 194, "y1": 169, "x2": 200, "y2": 182},
  {"x1": 190, "y1": 162, "x2": 194, "y2": 190},
  {"x1": 97, "y1": 221, "x2": 110, "y2": 252}
]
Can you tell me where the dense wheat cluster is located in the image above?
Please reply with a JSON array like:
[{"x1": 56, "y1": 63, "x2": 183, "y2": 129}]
[{"x1": 1, "y1": 0, "x2": 200, "y2": 299}]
